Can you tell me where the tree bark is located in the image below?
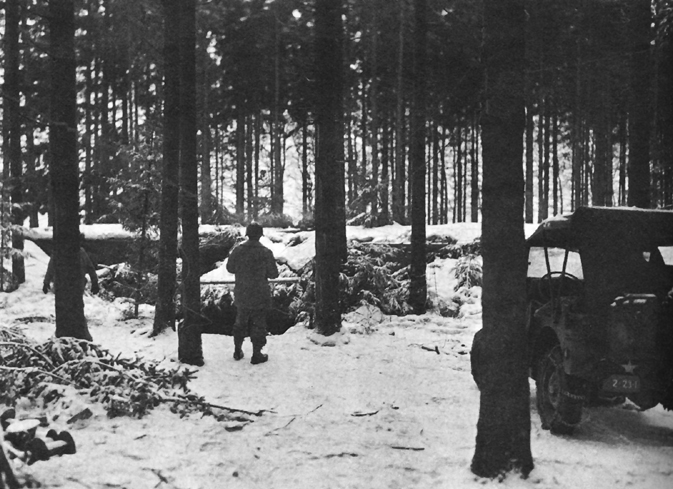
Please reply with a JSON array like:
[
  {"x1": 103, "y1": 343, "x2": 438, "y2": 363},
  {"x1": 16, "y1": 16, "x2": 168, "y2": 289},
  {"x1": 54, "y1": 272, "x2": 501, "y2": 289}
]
[
  {"x1": 49, "y1": 0, "x2": 91, "y2": 341},
  {"x1": 236, "y1": 111, "x2": 245, "y2": 215},
  {"x1": 393, "y1": 0, "x2": 406, "y2": 225},
  {"x1": 409, "y1": 0, "x2": 427, "y2": 315},
  {"x1": 470, "y1": 115, "x2": 480, "y2": 222},
  {"x1": 153, "y1": 0, "x2": 181, "y2": 337},
  {"x1": 627, "y1": 0, "x2": 653, "y2": 208},
  {"x1": 6, "y1": 0, "x2": 25, "y2": 283},
  {"x1": 178, "y1": 0, "x2": 203, "y2": 366},
  {"x1": 314, "y1": 0, "x2": 346, "y2": 336},
  {"x1": 370, "y1": 5, "x2": 380, "y2": 222},
  {"x1": 472, "y1": 0, "x2": 533, "y2": 478},
  {"x1": 272, "y1": 10, "x2": 284, "y2": 216}
]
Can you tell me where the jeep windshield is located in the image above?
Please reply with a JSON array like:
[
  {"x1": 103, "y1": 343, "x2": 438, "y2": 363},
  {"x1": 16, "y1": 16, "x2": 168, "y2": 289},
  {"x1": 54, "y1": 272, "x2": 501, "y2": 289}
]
[{"x1": 527, "y1": 247, "x2": 583, "y2": 278}]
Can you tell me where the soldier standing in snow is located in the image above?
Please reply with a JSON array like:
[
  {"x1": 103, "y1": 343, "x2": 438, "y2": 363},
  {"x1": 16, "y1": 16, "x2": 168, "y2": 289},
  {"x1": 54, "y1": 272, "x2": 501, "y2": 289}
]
[{"x1": 226, "y1": 223, "x2": 279, "y2": 364}]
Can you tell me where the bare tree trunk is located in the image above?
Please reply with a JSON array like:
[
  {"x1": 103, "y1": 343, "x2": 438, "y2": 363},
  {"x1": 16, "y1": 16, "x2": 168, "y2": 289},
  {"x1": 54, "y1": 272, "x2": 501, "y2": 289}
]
[
  {"x1": 471, "y1": 115, "x2": 480, "y2": 223},
  {"x1": 302, "y1": 120, "x2": 310, "y2": 219},
  {"x1": 49, "y1": 0, "x2": 91, "y2": 341},
  {"x1": 409, "y1": 0, "x2": 427, "y2": 315},
  {"x1": 472, "y1": 0, "x2": 533, "y2": 478},
  {"x1": 177, "y1": 0, "x2": 203, "y2": 366},
  {"x1": 254, "y1": 113, "x2": 261, "y2": 220},
  {"x1": 152, "y1": 0, "x2": 181, "y2": 337},
  {"x1": 381, "y1": 120, "x2": 390, "y2": 224},
  {"x1": 456, "y1": 126, "x2": 463, "y2": 222},
  {"x1": 393, "y1": 0, "x2": 406, "y2": 225},
  {"x1": 370, "y1": 6, "x2": 380, "y2": 222},
  {"x1": 627, "y1": 0, "x2": 653, "y2": 208},
  {"x1": 618, "y1": 109, "x2": 627, "y2": 206},
  {"x1": 5, "y1": 0, "x2": 24, "y2": 283},
  {"x1": 200, "y1": 64, "x2": 213, "y2": 223},
  {"x1": 540, "y1": 96, "x2": 551, "y2": 219},
  {"x1": 272, "y1": 10, "x2": 284, "y2": 216},
  {"x1": 432, "y1": 121, "x2": 440, "y2": 224},
  {"x1": 552, "y1": 106, "x2": 559, "y2": 215},
  {"x1": 246, "y1": 115, "x2": 253, "y2": 220},
  {"x1": 236, "y1": 112, "x2": 245, "y2": 216},
  {"x1": 314, "y1": 0, "x2": 346, "y2": 336},
  {"x1": 84, "y1": 57, "x2": 94, "y2": 224}
]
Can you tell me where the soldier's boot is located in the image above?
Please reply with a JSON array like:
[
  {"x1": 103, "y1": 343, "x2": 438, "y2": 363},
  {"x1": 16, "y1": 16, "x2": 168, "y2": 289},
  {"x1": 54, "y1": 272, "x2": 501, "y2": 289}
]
[
  {"x1": 250, "y1": 338, "x2": 268, "y2": 365},
  {"x1": 233, "y1": 336, "x2": 245, "y2": 361}
]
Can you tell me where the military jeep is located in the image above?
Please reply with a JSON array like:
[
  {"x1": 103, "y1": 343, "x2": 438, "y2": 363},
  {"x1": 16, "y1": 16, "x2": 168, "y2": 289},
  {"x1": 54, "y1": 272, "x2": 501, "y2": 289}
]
[{"x1": 526, "y1": 206, "x2": 673, "y2": 435}]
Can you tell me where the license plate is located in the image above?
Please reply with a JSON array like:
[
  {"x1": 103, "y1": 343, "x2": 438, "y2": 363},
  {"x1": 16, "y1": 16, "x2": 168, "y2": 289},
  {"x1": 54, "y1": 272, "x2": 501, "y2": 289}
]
[{"x1": 602, "y1": 375, "x2": 641, "y2": 393}]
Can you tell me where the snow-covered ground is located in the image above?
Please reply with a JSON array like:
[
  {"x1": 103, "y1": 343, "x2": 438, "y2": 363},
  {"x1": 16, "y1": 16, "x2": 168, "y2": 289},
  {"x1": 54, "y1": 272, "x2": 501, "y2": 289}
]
[{"x1": 1, "y1": 223, "x2": 672, "y2": 489}]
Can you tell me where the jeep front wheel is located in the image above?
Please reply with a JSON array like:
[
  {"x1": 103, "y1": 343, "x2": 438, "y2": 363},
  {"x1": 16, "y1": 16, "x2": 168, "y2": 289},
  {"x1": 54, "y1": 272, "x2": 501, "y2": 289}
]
[{"x1": 536, "y1": 345, "x2": 584, "y2": 435}]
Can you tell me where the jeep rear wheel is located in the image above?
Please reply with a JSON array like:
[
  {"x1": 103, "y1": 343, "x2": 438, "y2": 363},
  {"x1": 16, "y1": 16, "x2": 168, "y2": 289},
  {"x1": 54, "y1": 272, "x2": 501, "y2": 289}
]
[{"x1": 536, "y1": 345, "x2": 584, "y2": 435}]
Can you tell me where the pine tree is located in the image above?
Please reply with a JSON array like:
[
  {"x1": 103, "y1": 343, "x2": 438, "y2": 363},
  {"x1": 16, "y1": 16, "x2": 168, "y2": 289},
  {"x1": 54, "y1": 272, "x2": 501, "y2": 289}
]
[
  {"x1": 49, "y1": 0, "x2": 92, "y2": 341},
  {"x1": 313, "y1": 0, "x2": 346, "y2": 336},
  {"x1": 472, "y1": 0, "x2": 533, "y2": 478}
]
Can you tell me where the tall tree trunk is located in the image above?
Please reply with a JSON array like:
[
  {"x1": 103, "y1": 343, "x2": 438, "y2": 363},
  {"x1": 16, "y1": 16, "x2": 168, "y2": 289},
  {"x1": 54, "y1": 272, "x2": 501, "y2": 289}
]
[
  {"x1": 246, "y1": 115, "x2": 254, "y2": 220},
  {"x1": 536, "y1": 98, "x2": 544, "y2": 222},
  {"x1": 152, "y1": 0, "x2": 181, "y2": 337},
  {"x1": 236, "y1": 112, "x2": 245, "y2": 215},
  {"x1": 302, "y1": 120, "x2": 310, "y2": 219},
  {"x1": 432, "y1": 121, "x2": 440, "y2": 224},
  {"x1": 441, "y1": 127, "x2": 448, "y2": 223},
  {"x1": 552, "y1": 107, "x2": 559, "y2": 215},
  {"x1": 23, "y1": 0, "x2": 38, "y2": 229},
  {"x1": 5, "y1": 0, "x2": 24, "y2": 283},
  {"x1": 370, "y1": 8, "x2": 380, "y2": 222},
  {"x1": 456, "y1": 126, "x2": 463, "y2": 222},
  {"x1": 471, "y1": 115, "x2": 480, "y2": 222},
  {"x1": 84, "y1": 57, "x2": 94, "y2": 224},
  {"x1": 178, "y1": 0, "x2": 203, "y2": 366},
  {"x1": 627, "y1": 0, "x2": 653, "y2": 208},
  {"x1": 618, "y1": 109, "x2": 627, "y2": 206},
  {"x1": 409, "y1": 0, "x2": 427, "y2": 315},
  {"x1": 200, "y1": 65, "x2": 213, "y2": 224},
  {"x1": 472, "y1": 0, "x2": 533, "y2": 478},
  {"x1": 393, "y1": 0, "x2": 406, "y2": 225},
  {"x1": 541, "y1": 100, "x2": 551, "y2": 219},
  {"x1": 49, "y1": 0, "x2": 91, "y2": 341},
  {"x1": 254, "y1": 113, "x2": 261, "y2": 219},
  {"x1": 272, "y1": 11, "x2": 284, "y2": 216},
  {"x1": 360, "y1": 82, "x2": 368, "y2": 215},
  {"x1": 314, "y1": 0, "x2": 346, "y2": 336},
  {"x1": 655, "y1": 1, "x2": 673, "y2": 207},
  {"x1": 381, "y1": 120, "x2": 390, "y2": 224},
  {"x1": 524, "y1": 19, "x2": 534, "y2": 224}
]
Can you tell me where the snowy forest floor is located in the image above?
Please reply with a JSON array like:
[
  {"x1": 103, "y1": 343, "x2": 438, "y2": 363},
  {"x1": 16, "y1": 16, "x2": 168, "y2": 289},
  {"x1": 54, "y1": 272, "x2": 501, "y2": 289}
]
[{"x1": 1, "y1": 226, "x2": 672, "y2": 489}]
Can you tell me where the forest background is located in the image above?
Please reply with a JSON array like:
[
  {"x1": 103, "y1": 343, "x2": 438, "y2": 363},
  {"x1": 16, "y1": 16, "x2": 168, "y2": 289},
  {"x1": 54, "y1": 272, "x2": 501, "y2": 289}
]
[
  {"x1": 1, "y1": 0, "x2": 671, "y2": 236},
  {"x1": 1, "y1": 0, "x2": 672, "y2": 482}
]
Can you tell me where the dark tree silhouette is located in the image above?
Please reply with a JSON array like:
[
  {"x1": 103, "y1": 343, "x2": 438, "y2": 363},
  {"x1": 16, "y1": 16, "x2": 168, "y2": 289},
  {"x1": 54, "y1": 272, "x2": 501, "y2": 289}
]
[
  {"x1": 313, "y1": 0, "x2": 346, "y2": 336},
  {"x1": 152, "y1": 0, "x2": 181, "y2": 337},
  {"x1": 408, "y1": 0, "x2": 427, "y2": 314},
  {"x1": 471, "y1": 0, "x2": 533, "y2": 478},
  {"x1": 49, "y1": 0, "x2": 92, "y2": 341},
  {"x1": 627, "y1": 0, "x2": 653, "y2": 208},
  {"x1": 5, "y1": 0, "x2": 24, "y2": 283},
  {"x1": 177, "y1": 0, "x2": 203, "y2": 366}
]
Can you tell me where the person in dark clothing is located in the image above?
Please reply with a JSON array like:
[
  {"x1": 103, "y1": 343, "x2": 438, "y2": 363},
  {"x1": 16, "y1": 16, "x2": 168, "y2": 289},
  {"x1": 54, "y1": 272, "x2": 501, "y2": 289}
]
[
  {"x1": 43, "y1": 244, "x2": 99, "y2": 295},
  {"x1": 226, "y1": 222, "x2": 279, "y2": 364}
]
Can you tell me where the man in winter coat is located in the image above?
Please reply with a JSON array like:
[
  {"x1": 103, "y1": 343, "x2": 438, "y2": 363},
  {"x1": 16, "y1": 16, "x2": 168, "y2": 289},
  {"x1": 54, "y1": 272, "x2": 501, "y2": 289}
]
[
  {"x1": 43, "y1": 243, "x2": 99, "y2": 295},
  {"x1": 226, "y1": 222, "x2": 279, "y2": 364}
]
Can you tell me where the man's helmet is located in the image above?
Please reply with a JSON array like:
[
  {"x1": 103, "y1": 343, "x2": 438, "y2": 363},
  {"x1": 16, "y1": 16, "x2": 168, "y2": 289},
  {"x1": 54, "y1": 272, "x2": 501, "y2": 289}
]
[{"x1": 246, "y1": 222, "x2": 263, "y2": 239}]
